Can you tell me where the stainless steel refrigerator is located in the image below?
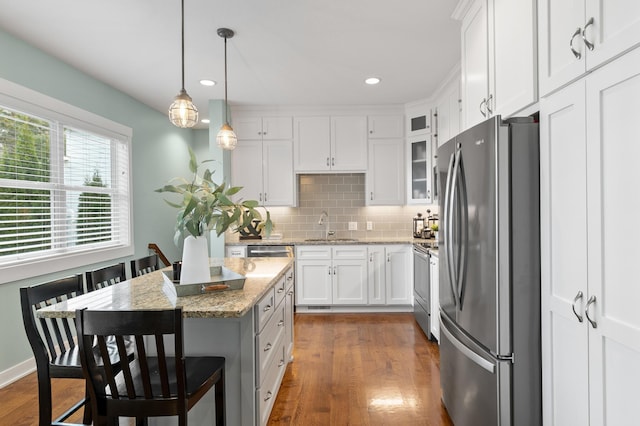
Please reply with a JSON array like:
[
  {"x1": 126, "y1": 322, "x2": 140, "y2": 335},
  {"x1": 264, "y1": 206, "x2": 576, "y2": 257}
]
[{"x1": 437, "y1": 116, "x2": 541, "y2": 426}]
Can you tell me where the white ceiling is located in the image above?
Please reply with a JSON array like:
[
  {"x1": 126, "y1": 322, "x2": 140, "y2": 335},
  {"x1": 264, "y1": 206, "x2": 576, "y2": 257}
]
[{"x1": 0, "y1": 0, "x2": 461, "y2": 128}]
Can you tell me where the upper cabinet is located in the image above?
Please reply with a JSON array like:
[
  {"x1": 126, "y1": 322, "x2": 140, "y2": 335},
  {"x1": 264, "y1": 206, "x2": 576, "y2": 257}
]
[
  {"x1": 538, "y1": 0, "x2": 640, "y2": 96},
  {"x1": 434, "y1": 78, "x2": 462, "y2": 147},
  {"x1": 367, "y1": 115, "x2": 404, "y2": 139},
  {"x1": 406, "y1": 109, "x2": 432, "y2": 137},
  {"x1": 233, "y1": 116, "x2": 293, "y2": 140},
  {"x1": 366, "y1": 138, "x2": 405, "y2": 206},
  {"x1": 460, "y1": 0, "x2": 489, "y2": 129},
  {"x1": 458, "y1": 0, "x2": 537, "y2": 130},
  {"x1": 294, "y1": 116, "x2": 367, "y2": 172},
  {"x1": 231, "y1": 115, "x2": 295, "y2": 206},
  {"x1": 407, "y1": 135, "x2": 434, "y2": 204}
]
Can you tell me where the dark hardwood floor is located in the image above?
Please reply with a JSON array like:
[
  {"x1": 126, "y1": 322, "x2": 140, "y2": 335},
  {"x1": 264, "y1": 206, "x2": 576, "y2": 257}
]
[{"x1": 0, "y1": 313, "x2": 453, "y2": 426}]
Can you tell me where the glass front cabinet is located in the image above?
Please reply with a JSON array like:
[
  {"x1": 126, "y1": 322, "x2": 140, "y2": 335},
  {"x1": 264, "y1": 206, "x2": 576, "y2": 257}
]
[{"x1": 407, "y1": 135, "x2": 435, "y2": 204}]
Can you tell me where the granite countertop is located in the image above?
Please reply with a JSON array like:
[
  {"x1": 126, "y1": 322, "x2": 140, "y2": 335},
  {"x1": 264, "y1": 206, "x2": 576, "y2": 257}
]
[
  {"x1": 226, "y1": 236, "x2": 426, "y2": 246},
  {"x1": 37, "y1": 257, "x2": 294, "y2": 320}
]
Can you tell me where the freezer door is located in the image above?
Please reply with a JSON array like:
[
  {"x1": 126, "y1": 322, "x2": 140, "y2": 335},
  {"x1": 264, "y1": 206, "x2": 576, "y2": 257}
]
[
  {"x1": 439, "y1": 117, "x2": 500, "y2": 354},
  {"x1": 440, "y1": 316, "x2": 512, "y2": 426}
]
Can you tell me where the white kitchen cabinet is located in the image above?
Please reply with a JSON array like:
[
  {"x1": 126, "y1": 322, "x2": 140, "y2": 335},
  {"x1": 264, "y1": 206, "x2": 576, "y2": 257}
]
[
  {"x1": 367, "y1": 115, "x2": 404, "y2": 138},
  {"x1": 540, "y1": 48, "x2": 640, "y2": 426},
  {"x1": 231, "y1": 139, "x2": 294, "y2": 206},
  {"x1": 233, "y1": 116, "x2": 293, "y2": 140},
  {"x1": 332, "y1": 246, "x2": 368, "y2": 305},
  {"x1": 366, "y1": 246, "x2": 386, "y2": 305},
  {"x1": 406, "y1": 107, "x2": 432, "y2": 136},
  {"x1": 434, "y1": 81, "x2": 461, "y2": 146},
  {"x1": 459, "y1": 0, "x2": 537, "y2": 130},
  {"x1": 407, "y1": 135, "x2": 434, "y2": 204},
  {"x1": 538, "y1": 0, "x2": 640, "y2": 96},
  {"x1": 254, "y1": 264, "x2": 294, "y2": 425},
  {"x1": 385, "y1": 245, "x2": 413, "y2": 305},
  {"x1": 460, "y1": 0, "x2": 489, "y2": 129},
  {"x1": 295, "y1": 245, "x2": 368, "y2": 306},
  {"x1": 429, "y1": 251, "x2": 439, "y2": 342},
  {"x1": 293, "y1": 116, "x2": 367, "y2": 172},
  {"x1": 366, "y1": 138, "x2": 405, "y2": 206},
  {"x1": 367, "y1": 244, "x2": 413, "y2": 306},
  {"x1": 284, "y1": 267, "x2": 295, "y2": 362}
]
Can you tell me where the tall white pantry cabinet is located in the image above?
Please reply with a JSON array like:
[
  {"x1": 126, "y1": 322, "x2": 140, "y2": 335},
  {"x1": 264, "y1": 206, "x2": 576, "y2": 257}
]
[{"x1": 540, "y1": 41, "x2": 640, "y2": 426}]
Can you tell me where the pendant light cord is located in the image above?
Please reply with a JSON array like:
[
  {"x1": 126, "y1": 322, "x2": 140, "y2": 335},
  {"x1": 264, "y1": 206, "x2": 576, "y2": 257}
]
[
  {"x1": 180, "y1": 0, "x2": 185, "y2": 91},
  {"x1": 223, "y1": 35, "x2": 228, "y2": 124}
]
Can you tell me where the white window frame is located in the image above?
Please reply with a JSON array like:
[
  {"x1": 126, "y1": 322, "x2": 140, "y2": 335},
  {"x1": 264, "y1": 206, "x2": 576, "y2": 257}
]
[{"x1": 0, "y1": 78, "x2": 134, "y2": 284}]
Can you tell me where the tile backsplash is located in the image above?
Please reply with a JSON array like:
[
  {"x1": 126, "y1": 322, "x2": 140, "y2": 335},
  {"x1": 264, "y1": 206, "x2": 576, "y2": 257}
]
[{"x1": 235, "y1": 174, "x2": 438, "y2": 240}]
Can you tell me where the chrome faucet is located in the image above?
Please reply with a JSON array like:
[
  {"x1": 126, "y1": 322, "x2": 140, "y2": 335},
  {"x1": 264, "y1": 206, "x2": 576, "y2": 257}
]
[{"x1": 318, "y1": 211, "x2": 330, "y2": 239}]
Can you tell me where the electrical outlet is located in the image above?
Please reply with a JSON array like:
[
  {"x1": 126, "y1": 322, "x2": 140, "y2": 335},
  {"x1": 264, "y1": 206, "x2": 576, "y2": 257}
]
[
  {"x1": 366, "y1": 221, "x2": 373, "y2": 230},
  {"x1": 348, "y1": 221, "x2": 357, "y2": 231}
]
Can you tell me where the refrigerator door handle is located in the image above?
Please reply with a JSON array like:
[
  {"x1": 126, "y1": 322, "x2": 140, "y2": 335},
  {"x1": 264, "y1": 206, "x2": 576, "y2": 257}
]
[
  {"x1": 441, "y1": 318, "x2": 495, "y2": 373},
  {"x1": 455, "y1": 152, "x2": 469, "y2": 309},
  {"x1": 444, "y1": 151, "x2": 458, "y2": 306}
]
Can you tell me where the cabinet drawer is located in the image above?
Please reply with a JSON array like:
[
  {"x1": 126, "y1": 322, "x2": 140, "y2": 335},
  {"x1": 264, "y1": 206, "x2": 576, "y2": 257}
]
[
  {"x1": 256, "y1": 341, "x2": 287, "y2": 426},
  {"x1": 274, "y1": 274, "x2": 287, "y2": 309},
  {"x1": 333, "y1": 245, "x2": 367, "y2": 259},
  {"x1": 296, "y1": 245, "x2": 331, "y2": 260},
  {"x1": 255, "y1": 288, "x2": 275, "y2": 332},
  {"x1": 256, "y1": 303, "x2": 285, "y2": 386},
  {"x1": 285, "y1": 267, "x2": 294, "y2": 292}
]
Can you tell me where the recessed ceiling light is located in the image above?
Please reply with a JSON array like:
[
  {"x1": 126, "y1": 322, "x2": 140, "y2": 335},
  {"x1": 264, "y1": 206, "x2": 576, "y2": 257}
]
[
  {"x1": 365, "y1": 77, "x2": 381, "y2": 85},
  {"x1": 201, "y1": 119, "x2": 210, "y2": 124},
  {"x1": 200, "y1": 79, "x2": 216, "y2": 86}
]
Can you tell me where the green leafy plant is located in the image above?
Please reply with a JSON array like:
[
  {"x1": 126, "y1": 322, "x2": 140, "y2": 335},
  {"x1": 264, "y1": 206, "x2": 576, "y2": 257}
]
[
  {"x1": 156, "y1": 147, "x2": 272, "y2": 245},
  {"x1": 430, "y1": 223, "x2": 439, "y2": 232}
]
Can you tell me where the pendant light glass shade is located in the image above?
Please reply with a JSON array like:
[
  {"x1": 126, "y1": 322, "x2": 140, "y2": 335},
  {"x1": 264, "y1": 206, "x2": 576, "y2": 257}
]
[
  {"x1": 216, "y1": 123, "x2": 238, "y2": 150},
  {"x1": 168, "y1": 0, "x2": 198, "y2": 128},
  {"x1": 216, "y1": 28, "x2": 237, "y2": 150},
  {"x1": 169, "y1": 89, "x2": 198, "y2": 128}
]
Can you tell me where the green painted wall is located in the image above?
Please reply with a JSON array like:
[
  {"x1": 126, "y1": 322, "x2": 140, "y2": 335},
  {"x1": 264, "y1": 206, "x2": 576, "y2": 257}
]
[{"x1": 0, "y1": 29, "x2": 224, "y2": 377}]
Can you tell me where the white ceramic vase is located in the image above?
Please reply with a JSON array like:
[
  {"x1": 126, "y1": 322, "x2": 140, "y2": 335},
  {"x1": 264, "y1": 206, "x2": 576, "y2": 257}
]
[{"x1": 180, "y1": 235, "x2": 210, "y2": 284}]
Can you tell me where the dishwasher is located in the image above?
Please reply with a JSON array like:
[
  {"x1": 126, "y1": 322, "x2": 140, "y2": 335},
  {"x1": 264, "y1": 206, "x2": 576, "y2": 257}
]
[{"x1": 246, "y1": 245, "x2": 294, "y2": 258}]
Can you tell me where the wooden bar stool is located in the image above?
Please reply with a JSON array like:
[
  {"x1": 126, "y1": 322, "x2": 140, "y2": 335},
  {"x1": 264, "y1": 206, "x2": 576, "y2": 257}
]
[
  {"x1": 20, "y1": 275, "x2": 91, "y2": 425},
  {"x1": 76, "y1": 308, "x2": 226, "y2": 425},
  {"x1": 85, "y1": 262, "x2": 127, "y2": 292},
  {"x1": 130, "y1": 254, "x2": 159, "y2": 277}
]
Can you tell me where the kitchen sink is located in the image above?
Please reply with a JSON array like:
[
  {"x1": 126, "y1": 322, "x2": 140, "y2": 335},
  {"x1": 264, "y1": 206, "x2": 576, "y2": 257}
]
[{"x1": 304, "y1": 238, "x2": 358, "y2": 242}]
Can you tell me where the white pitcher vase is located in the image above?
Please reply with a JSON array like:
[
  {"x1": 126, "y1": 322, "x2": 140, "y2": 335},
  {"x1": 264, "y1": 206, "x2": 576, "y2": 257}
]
[{"x1": 180, "y1": 235, "x2": 210, "y2": 284}]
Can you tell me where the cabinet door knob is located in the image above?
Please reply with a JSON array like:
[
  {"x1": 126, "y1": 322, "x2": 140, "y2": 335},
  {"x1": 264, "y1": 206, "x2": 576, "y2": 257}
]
[
  {"x1": 582, "y1": 17, "x2": 595, "y2": 51},
  {"x1": 570, "y1": 27, "x2": 582, "y2": 59},
  {"x1": 326, "y1": 157, "x2": 330, "y2": 166}
]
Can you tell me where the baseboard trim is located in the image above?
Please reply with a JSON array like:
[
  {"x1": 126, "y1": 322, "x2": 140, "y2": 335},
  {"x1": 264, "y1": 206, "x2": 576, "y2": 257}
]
[{"x1": 0, "y1": 357, "x2": 36, "y2": 389}]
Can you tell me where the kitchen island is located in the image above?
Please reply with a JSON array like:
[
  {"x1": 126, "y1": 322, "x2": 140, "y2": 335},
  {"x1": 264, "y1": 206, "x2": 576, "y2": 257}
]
[{"x1": 37, "y1": 257, "x2": 295, "y2": 426}]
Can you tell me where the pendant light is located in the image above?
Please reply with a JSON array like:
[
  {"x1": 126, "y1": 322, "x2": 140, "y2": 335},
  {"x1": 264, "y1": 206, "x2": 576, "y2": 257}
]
[
  {"x1": 216, "y1": 28, "x2": 238, "y2": 150},
  {"x1": 168, "y1": 0, "x2": 198, "y2": 128}
]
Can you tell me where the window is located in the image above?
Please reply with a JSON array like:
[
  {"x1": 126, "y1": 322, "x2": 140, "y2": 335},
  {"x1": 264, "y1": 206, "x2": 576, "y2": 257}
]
[{"x1": 0, "y1": 78, "x2": 133, "y2": 283}]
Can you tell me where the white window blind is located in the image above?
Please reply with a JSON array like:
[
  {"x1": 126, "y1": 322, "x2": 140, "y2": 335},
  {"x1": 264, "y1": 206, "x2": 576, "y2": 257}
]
[{"x1": 0, "y1": 79, "x2": 133, "y2": 283}]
